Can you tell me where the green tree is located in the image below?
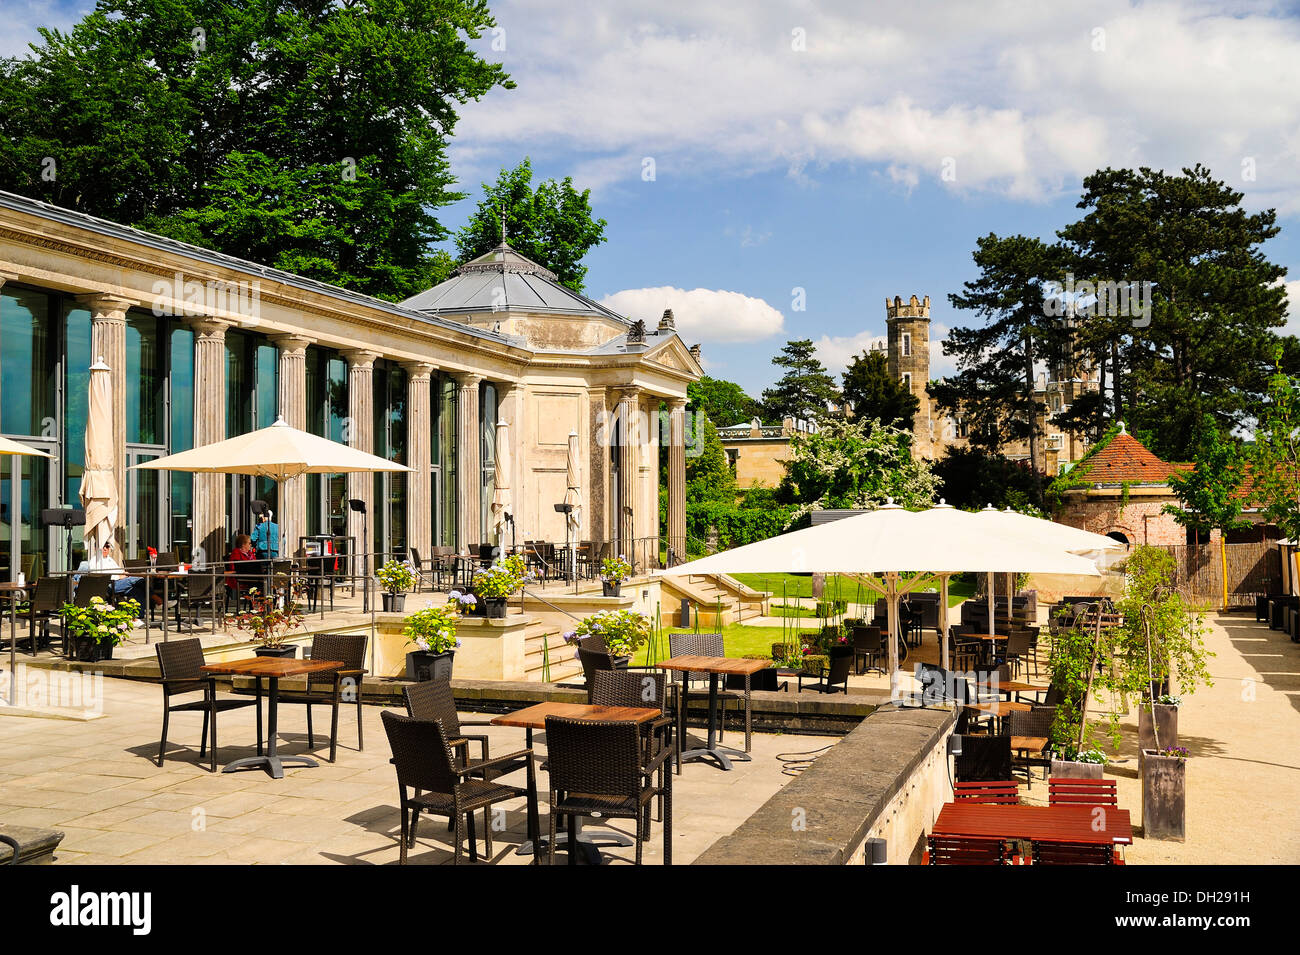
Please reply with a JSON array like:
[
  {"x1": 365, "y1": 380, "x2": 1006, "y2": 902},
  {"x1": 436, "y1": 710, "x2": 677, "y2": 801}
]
[
  {"x1": 686, "y1": 417, "x2": 735, "y2": 504},
  {"x1": 777, "y1": 417, "x2": 939, "y2": 510},
  {"x1": 1252, "y1": 345, "x2": 1300, "y2": 543},
  {"x1": 760, "y1": 339, "x2": 841, "y2": 422},
  {"x1": 0, "y1": 0, "x2": 510, "y2": 299},
  {"x1": 931, "y1": 446, "x2": 1044, "y2": 512},
  {"x1": 1059, "y1": 165, "x2": 1288, "y2": 460},
  {"x1": 841, "y1": 350, "x2": 919, "y2": 430},
  {"x1": 688, "y1": 376, "x2": 761, "y2": 428},
  {"x1": 454, "y1": 158, "x2": 607, "y2": 293}
]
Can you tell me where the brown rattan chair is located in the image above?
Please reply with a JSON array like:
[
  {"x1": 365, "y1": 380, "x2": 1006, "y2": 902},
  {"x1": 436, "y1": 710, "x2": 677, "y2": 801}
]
[
  {"x1": 543, "y1": 715, "x2": 672, "y2": 865},
  {"x1": 275, "y1": 633, "x2": 367, "y2": 762},
  {"x1": 1007, "y1": 705, "x2": 1055, "y2": 788},
  {"x1": 16, "y1": 577, "x2": 67, "y2": 655},
  {"x1": 403, "y1": 677, "x2": 528, "y2": 781},
  {"x1": 798, "y1": 644, "x2": 853, "y2": 694},
  {"x1": 381, "y1": 710, "x2": 539, "y2": 864},
  {"x1": 155, "y1": 638, "x2": 261, "y2": 772},
  {"x1": 590, "y1": 669, "x2": 674, "y2": 821}
]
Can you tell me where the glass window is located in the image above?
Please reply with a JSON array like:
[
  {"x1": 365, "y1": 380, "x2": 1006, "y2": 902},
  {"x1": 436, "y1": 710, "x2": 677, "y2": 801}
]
[
  {"x1": 64, "y1": 303, "x2": 91, "y2": 513},
  {"x1": 125, "y1": 311, "x2": 165, "y2": 445},
  {"x1": 170, "y1": 325, "x2": 194, "y2": 558},
  {"x1": 480, "y1": 381, "x2": 497, "y2": 544},
  {"x1": 438, "y1": 377, "x2": 457, "y2": 548},
  {"x1": 1, "y1": 286, "x2": 56, "y2": 438}
]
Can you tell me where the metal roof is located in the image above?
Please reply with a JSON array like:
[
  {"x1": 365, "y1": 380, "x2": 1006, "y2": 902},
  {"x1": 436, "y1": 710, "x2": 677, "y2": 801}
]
[
  {"x1": 401, "y1": 242, "x2": 628, "y2": 323},
  {"x1": 0, "y1": 189, "x2": 513, "y2": 346}
]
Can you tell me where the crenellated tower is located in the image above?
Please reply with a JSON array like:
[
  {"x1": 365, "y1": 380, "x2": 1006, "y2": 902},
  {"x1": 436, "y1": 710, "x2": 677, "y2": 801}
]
[{"x1": 886, "y1": 294, "x2": 935, "y2": 459}]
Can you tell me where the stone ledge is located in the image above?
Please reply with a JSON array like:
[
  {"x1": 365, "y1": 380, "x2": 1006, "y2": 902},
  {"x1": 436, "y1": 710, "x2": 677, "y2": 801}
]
[
  {"x1": 0, "y1": 824, "x2": 65, "y2": 864},
  {"x1": 693, "y1": 703, "x2": 954, "y2": 865}
]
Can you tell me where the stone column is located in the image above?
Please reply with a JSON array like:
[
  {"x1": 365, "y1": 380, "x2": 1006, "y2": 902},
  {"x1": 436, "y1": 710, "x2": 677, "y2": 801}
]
[
  {"x1": 78, "y1": 294, "x2": 133, "y2": 556},
  {"x1": 344, "y1": 351, "x2": 378, "y2": 570},
  {"x1": 403, "y1": 362, "x2": 434, "y2": 563},
  {"x1": 587, "y1": 387, "x2": 608, "y2": 545},
  {"x1": 455, "y1": 373, "x2": 483, "y2": 550},
  {"x1": 188, "y1": 318, "x2": 231, "y2": 567},
  {"x1": 273, "y1": 335, "x2": 311, "y2": 553},
  {"x1": 617, "y1": 387, "x2": 640, "y2": 562},
  {"x1": 667, "y1": 398, "x2": 687, "y2": 564}
]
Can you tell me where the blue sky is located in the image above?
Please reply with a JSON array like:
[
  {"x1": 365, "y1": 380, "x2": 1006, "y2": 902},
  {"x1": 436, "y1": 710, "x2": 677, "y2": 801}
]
[{"x1": 7, "y1": 0, "x2": 1300, "y2": 397}]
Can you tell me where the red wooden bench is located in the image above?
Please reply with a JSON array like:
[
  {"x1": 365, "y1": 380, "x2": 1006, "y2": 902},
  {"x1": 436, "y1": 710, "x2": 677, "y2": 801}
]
[
  {"x1": 1048, "y1": 777, "x2": 1118, "y2": 808},
  {"x1": 953, "y1": 780, "x2": 1020, "y2": 804},
  {"x1": 924, "y1": 834, "x2": 1007, "y2": 865},
  {"x1": 1031, "y1": 840, "x2": 1123, "y2": 865}
]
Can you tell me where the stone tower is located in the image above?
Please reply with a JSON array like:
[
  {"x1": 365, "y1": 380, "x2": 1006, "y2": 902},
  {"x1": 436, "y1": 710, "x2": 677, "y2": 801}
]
[{"x1": 886, "y1": 294, "x2": 934, "y2": 459}]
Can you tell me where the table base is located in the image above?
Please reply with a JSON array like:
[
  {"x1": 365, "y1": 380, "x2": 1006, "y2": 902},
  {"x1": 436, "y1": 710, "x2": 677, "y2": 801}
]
[
  {"x1": 222, "y1": 753, "x2": 320, "y2": 779},
  {"x1": 680, "y1": 743, "x2": 751, "y2": 771},
  {"x1": 515, "y1": 819, "x2": 635, "y2": 864}
]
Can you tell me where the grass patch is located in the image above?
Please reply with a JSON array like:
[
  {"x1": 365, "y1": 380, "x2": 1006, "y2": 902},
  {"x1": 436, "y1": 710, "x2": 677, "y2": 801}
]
[{"x1": 733, "y1": 572, "x2": 976, "y2": 608}]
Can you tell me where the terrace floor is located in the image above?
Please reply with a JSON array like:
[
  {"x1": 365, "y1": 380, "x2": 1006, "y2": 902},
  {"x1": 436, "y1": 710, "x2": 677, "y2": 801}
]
[{"x1": 0, "y1": 677, "x2": 827, "y2": 865}]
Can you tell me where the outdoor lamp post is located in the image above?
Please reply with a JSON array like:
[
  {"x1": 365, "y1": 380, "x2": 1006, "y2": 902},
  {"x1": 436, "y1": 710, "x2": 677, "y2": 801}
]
[
  {"x1": 554, "y1": 502, "x2": 574, "y2": 584},
  {"x1": 349, "y1": 498, "x2": 369, "y2": 613}
]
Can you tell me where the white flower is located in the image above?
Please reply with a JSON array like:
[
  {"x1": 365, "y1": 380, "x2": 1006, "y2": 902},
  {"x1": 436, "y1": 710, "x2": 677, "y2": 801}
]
[{"x1": 97, "y1": 625, "x2": 108, "y2": 633}]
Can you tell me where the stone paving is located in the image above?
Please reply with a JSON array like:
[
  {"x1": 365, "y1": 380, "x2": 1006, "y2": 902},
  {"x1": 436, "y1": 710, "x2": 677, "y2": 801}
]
[{"x1": 0, "y1": 677, "x2": 827, "y2": 865}]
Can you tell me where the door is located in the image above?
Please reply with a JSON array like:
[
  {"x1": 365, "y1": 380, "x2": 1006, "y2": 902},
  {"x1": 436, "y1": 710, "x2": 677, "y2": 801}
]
[{"x1": 0, "y1": 440, "x2": 57, "y2": 581}]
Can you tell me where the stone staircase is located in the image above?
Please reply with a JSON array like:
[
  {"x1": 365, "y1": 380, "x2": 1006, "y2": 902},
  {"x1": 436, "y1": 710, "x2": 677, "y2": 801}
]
[
  {"x1": 658, "y1": 573, "x2": 767, "y2": 627},
  {"x1": 523, "y1": 612, "x2": 581, "y2": 683}
]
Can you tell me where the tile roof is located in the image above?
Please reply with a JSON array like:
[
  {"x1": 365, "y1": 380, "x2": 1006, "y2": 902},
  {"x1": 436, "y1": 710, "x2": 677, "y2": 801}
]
[{"x1": 1071, "y1": 431, "x2": 1186, "y2": 485}]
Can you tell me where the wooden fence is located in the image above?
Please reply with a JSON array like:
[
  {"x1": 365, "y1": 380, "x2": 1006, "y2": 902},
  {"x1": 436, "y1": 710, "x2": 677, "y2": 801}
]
[{"x1": 1154, "y1": 541, "x2": 1279, "y2": 606}]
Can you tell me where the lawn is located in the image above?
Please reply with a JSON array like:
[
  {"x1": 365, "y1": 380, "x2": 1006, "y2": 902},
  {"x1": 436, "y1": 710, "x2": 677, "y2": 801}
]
[
  {"x1": 637, "y1": 623, "x2": 812, "y2": 664},
  {"x1": 732, "y1": 572, "x2": 976, "y2": 607}
]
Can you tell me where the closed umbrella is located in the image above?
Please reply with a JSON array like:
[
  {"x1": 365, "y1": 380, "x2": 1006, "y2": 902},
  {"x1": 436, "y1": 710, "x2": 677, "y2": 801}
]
[
  {"x1": 657, "y1": 503, "x2": 1099, "y2": 698},
  {"x1": 564, "y1": 431, "x2": 582, "y2": 583},
  {"x1": 491, "y1": 421, "x2": 512, "y2": 545},
  {"x1": 80, "y1": 357, "x2": 118, "y2": 564}
]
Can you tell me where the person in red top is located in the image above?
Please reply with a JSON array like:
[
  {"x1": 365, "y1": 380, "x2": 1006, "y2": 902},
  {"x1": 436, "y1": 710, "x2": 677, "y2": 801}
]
[{"x1": 226, "y1": 534, "x2": 258, "y2": 596}]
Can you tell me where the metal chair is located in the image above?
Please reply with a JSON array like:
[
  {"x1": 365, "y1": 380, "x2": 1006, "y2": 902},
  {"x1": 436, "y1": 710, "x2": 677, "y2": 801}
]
[
  {"x1": 155, "y1": 638, "x2": 261, "y2": 772},
  {"x1": 798, "y1": 644, "x2": 852, "y2": 694},
  {"x1": 16, "y1": 577, "x2": 66, "y2": 656},
  {"x1": 1007, "y1": 705, "x2": 1055, "y2": 788},
  {"x1": 954, "y1": 734, "x2": 1012, "y2": 783},
  {"x1": 275, "y1": 634, "x2": 368, "y2": 762},
  {"x1": 543, "y1": 715, "x2": 672, "y2": 865},
  {"x1": 853, "y1": 625, "x2": 883, "y2": 674},
  {"x1": 381, "y1": 710, "x2": 539, "y2": 865}
]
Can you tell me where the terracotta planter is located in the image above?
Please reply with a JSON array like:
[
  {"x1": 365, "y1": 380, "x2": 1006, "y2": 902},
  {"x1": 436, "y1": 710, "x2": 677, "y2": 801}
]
[
  {"x1": 602, "y1": 581, "x2": 622, "y2": 597},
  {"x1": 381, "y1": 592, "x2": 407, "y2": 612},
  {"x1": 1141, "y1": 749, "x2": 1186, "y2": 841},
  {"x1": 1049, "y1": 759, "x2": 1105, "y2": 779},
  {"x1": 406, "y1": 650, "x2": 454, "y2": 683},
  {"x1": 254, "y1": 645, "x2": 298, "y2": 659},
  {"x1": 1138, "y1": 702, "x2": 1179, "y2": 756}
]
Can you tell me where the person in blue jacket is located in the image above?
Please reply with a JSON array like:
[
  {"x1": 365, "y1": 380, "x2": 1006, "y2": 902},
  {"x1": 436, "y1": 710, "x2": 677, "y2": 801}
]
[{"x1": 251, "y1": 509, "x2": 280, "y2": 561}]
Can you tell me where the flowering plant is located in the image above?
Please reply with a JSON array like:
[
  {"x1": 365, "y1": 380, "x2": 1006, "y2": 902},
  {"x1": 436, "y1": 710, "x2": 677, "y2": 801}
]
[
  {"x1": 376, "y1": 559, "x2": 417, "y2": 595},
  {"x1": 571, "y1": 608, "x2": 651, "y2": 657},
  {"x1": 1056, "y1": 747, "x2": 1108, "y2": 765},
  {"x1": 225, "y1": 588, "x2": 305, "y2": 647},
  {"x1": 404, "y1": 599, "x2": 464, "y2": 655},
  {"x1": 1160, "y1": 746, "x2": 1189, "y2": 759},
  {"x1": 600, "y1": 556, "x2": 633, "y2": 585},
  {"x1": 60, "y1": 596, "x2": 142, "y2": 647},
  {"x1": 1155, "y1": 694, "x2": 1182, "y2": 707},
  {"x1": 471, "y1": 561, "x2": 524, "y2": 599}
]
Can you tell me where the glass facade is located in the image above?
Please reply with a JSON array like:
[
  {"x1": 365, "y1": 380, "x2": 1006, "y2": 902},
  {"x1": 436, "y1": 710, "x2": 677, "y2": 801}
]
[
  {"x1": 225, "y1": 331, "x2": 279, "y2": 541},
  {"x1": 305, "y1": 345, "x2": 349, "y2": 542},
  {"x1": 437, "y1": 377, "x2": 457, "y2": 548},
  {"x1": 373, "y1": 361, "x2": 407, "y2": 561},
  {"x1": 480, "y1": 381, "x2": 498, "y2": 545}
]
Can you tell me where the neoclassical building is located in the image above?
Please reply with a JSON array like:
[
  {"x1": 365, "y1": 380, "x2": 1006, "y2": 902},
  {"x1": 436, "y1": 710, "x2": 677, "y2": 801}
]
[{"x1": 0, "y1": 190, "x2": 700, "y2": 580}]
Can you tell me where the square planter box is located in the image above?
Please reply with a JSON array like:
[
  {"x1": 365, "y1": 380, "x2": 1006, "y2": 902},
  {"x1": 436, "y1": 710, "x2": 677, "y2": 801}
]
[
  {"x1": 1049, "y1": 759, "x2": 1105, "y2": 779},
  {"x1": 406, "y1": 650, "x2": 454, "y2": 683},
  {"x1": 1141, "y1": 749, "x2": 1186, "y2": 841},
  {"x1": 1138, "y1": 702, "x2": 1179, "y2": 757}
]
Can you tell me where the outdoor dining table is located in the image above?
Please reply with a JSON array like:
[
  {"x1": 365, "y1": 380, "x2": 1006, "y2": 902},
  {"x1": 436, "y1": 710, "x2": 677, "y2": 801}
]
[
  {"x1": 141, "y1": 569, "x2": 192, "y2": 644},
  {"x1": 200, "y1": 656, "x2": 342, "y2": 778},
  {"x1": 932, "y1": 802, "x2": 1133, "y2": 846},
  {"x1": 491, "y1": 701, "x2": 663, "y2": 863},
  {"x1": 973, "y1": 679, "x2": 1048, "y2": 701},
  {"x1": 964, "y1": 698, "x2": 1032, "y2": 734},
  {"x1": 656, "y1": 654, "x2": 769, "y2": 771}
]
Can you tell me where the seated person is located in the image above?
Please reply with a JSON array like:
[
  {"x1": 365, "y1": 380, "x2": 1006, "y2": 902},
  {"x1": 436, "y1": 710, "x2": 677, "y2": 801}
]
[
  {"x1": 75, "y1": 542, "x2": 147, "y2": 607},
  {"x1": 226, "y1": 534, "x2": 260, "y2": 595}
]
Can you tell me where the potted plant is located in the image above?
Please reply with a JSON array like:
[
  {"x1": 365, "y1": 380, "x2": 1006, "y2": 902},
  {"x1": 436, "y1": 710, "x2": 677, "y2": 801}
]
[
  {"x1": 600, "y1": 555, "x2": 633, "y2": 597},
  {"x1": 470, "y1": 556, "x2": 526, "y2": 618},
  {"x1": 569, "y1": 608, "x2": 651, "y2": 667},
  {"x1": 61, "y1": 596, "x2": 142, "y2": 663},
  {"x1": 1141, "y1": 746, "x2": 1187, "y2": 841},
  {"x1": 1045, "y1": 606, "x2": 1122, "y2": 776},
  {"x1": 1138, "y1": 693, "x2": 1180, "y2": 758},
  {"x1": 1049, "y1": 747, "x2": 1108, "y2": 780},
  {"x1": 404, "y1": 596, "x2": 469, "y2": 681},
  {"x1": 376, "y1": 559, "x2": 416, "y2": 612},
  {"x1": 226, "y1": 588, "x2": 305, "y2": 657}
]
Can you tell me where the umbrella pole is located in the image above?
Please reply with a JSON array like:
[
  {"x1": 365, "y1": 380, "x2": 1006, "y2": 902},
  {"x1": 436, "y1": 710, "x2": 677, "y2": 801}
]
[
  {"x1": 887, "y1": 573, "x2": 899, "y2": 701},
  {"x1": 986, "y1": 575, "x2": 994, "y2": 638},
  {"x1": 939, "y1": 574, "x2": 950, "y2": 672}
]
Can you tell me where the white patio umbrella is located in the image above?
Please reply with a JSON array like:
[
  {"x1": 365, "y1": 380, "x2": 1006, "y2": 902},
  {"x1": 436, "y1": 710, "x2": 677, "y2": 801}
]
[
  {"x1": 656, "y1": 502, "x2": 1099, "y2": 697},
  {"x1": 969, "y1": 506, "x2": 1126, "y2": 636},
  {"x1": 131, "y1": 417, "x2": 410, "y2": 561},
  {"x1": 80, "y1": 357, "x2": 118, "y2": 565},
  {"x1": 491, "y1": 421, "x2": 512, "y2": 545},
  {"x1": 563, "y1": 431, "x2": 582, "y2": 583}
]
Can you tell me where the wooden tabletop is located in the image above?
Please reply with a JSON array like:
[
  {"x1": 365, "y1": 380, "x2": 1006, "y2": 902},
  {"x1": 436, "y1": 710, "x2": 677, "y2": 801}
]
[
  {"x1": 933, "y1": 802, "x2": 1132, "y2": 845},
  {"x1": 964, "y1": 700, "x2": 1033, "y2": 717},
  {"x1": 656, "y1": 655, "x2": 772, "y2": 676},
  {"x1": 974, "y1": 681, "x2": 1047, "y2": 694},
  {"x1": 1010, "y1": 735, "x2": 1049, "y2": 752},
  {"x1": 201, "y1": 657, "x2": 342, "y2": 678},
  {"x1": 0, "y1": 582, "x2": 29, "y2": 591},
  {"x1": 491, "y1": 701, "x2": 663, "y2": 730}
]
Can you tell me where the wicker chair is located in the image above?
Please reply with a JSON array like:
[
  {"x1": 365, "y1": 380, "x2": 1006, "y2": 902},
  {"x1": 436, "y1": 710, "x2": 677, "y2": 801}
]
[
  {"x1": 155, "y1": 638, "x2": 261, "y2": 772},
  {"x1": 16, "y1": 577, "x2": 67, "y2": 655},
  {"x1": 403, "y1": 678, "x2": 527, "y2": 781},
  {"x1": 275, "y1": 634, "x2": 367, "y2": 762},
  {"x1": 174, "y1": 571, "x2": 222, "y2": 631},
  {"x1": 543, "y1": 715, "x2": 672, "y2": 865},
  {"x1": 798, "y1": 644, "x2": 852, "y2": 694},
  {"x1": 1007, "y1": 705, "x2": 1055, "y2": 788},
  {"x1": 590, "y1": 669, "x2": 674, "y2": 821},
  {"x1": 667, "y1": 632, "x2": 746, "y2": 760},
  {"x1": 954, "y1": 734, "x2": 1012, "y2": 783},
  {"x1": 381, "y1": 710, "x2": 539, "y2": 865},
  {"x1": 853, "y1": 625, "x2": 883, "y2": 675}
]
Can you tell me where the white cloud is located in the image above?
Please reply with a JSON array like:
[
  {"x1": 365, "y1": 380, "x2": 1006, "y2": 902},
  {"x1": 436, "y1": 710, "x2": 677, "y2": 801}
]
[
  {"x1": 1284, "y1": 278, "x2": 1300, "y2": 334},
  {"x1": 599, "y1": 286, "x2": 784, "y2": 343},
  {"x1": 813, "y1": 330, "x2": 887, "y2": 375},
  {"x1": 453, "y1": 1, "x2": 1300, "y2": 209}
]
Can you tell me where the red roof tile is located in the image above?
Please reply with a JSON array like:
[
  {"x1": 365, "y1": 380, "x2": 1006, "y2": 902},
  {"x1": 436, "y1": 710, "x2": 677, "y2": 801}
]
[{"x1": 1072, "y1": 432, "x2": 1183, "y2": 485}]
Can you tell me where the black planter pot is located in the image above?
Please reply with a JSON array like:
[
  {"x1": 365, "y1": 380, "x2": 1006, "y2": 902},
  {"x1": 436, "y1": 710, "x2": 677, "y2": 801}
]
[
  {"x1": 613, "y1": 654, "x2": 631, "y2": 670},
  {"x1": 1141, "y1": 749, "x2": 1187, "y2": 841},
  {"x1": 74, "y1": 637, "x2": 114, "y2": 663},
  {"x1": 482, "y1": 597, "x2": 508, "y2": 619},
  {"x1": 406, "y1": 650, "x2": 455, "y2": 683},
  {"x1": 381, "y1": 592, "x2": 407, "y2": 613},
  {"x1": 602, "y1": 581, "x2": 622, "y2": 597},
  {"x1": 254, "y1": 645, "x2": 299, "y2": 658}
]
